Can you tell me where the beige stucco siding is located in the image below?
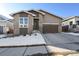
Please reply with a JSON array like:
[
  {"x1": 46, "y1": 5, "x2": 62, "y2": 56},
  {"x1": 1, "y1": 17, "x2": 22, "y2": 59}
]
[
  {"x1": 12, "y1": 14, "x2": 20, "y2": 35},
  {"x1": 39, "y1": 14, "x2": 44, "y2": 32},
  {"x1": 6, "y1": 21, "x2": 13, "y2": 29},
  {"x1": 28, "y1": 15, "x2": 33, "y2": 34},
  {"x1": 43, "y1": 14, "x2": 61, "y2": 24},
  {"x1": 43, "y1": 13, "x2": 62, "y2": 32}
]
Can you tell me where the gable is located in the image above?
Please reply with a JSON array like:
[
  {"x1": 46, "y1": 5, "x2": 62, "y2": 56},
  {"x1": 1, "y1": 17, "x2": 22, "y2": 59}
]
[
  {"x1": 39, "y1": 10, "x2": 63, "y2": 20},
  {"x1": 11, "y1": 12, "x2": 29, "y2": 17},
  {"x1": 19, "y1": 12, "x2": 28, "y2": 17},
  {"x1": 28, "y1": 10, "x2": 39, "y2": 17},
  {"x1": 10, "y1": 11, "x2": 36, "y2": 17}
]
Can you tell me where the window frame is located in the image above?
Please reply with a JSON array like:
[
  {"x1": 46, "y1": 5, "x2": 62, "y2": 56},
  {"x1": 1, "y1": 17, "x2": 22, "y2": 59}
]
[
  {"x1": 24, "y1": 17, "x2": 28, "y2": 24},
  {"x1": 20, "y1": 17, "x2": 23, "y2": 24},
  {"x1": 19, "y1": 17, "x2": 29, "y2": 28}
]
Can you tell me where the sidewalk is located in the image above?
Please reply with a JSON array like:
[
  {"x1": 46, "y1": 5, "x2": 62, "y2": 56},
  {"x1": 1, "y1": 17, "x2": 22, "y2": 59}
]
[{"x1": 0, "y1": 34, "x2": 7, "y2": 39}]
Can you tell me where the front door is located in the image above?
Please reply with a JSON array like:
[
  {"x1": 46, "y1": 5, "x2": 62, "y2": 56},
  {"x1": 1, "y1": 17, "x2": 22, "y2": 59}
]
[{"x1": 33, "y1": 19, "x2": 39, "y2": 30}]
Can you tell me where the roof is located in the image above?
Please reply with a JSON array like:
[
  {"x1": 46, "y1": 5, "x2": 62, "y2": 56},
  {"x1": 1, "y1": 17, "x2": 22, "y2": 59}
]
[
  {"x1": 38, "y1": 9, "x2": 63, "y2": 19},
  {"x1": 10, "y1": 10, "x2": 36, "y2": 16},
  {"x1": 0, "y1": 15, "x2": 9, "y2": 20},
  {"x1": 63, "y1": 16, "x2": 79, "y2": 22},
  {"x1": 28, "y1": 9, "x2": 46, "y2": 15},
  {"x1": 10, "y1": 9, "x2": 63, "y2": 20}
]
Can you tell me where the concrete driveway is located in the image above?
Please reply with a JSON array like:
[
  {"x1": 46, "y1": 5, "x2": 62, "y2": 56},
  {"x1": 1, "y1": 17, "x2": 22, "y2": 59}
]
[{"x1": 43, "y1": 33, "x2": 79, "y2": 51}]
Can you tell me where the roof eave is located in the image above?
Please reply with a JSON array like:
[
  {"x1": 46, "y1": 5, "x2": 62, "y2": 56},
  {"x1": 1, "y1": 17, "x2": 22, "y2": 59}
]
[
  {"x1": 63, "y1": 16, "x2": 79, "y2": 22},
  {"x1": 10, "y1": 10, "x2": 36, "y2": 17},
  {"x1": 39, "y1": 9, "x2": 63, "y2": 20}
]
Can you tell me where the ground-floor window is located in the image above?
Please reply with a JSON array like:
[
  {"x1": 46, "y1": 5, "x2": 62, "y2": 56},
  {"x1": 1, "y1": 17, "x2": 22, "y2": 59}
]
[{"x1": 19, "y1": 17, "x2": 28, "y2": 28}]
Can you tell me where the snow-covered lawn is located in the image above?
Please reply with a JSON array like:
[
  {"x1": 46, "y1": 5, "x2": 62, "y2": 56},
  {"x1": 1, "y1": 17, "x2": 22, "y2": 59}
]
[
  {"x1": 0, "y1": 33, "x2": 46, "y2": 47},
  {"x1": 63, "y1": 32, "x2": 79, "y2": 36},
  {"x1": 0, "y1": 34, "x2": 7, "y2": 38}
]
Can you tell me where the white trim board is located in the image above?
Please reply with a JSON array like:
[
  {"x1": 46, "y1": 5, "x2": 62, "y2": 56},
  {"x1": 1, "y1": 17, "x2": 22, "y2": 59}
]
[{"x1": 42, "y1": 23, "x2": 59, "y2": 25}]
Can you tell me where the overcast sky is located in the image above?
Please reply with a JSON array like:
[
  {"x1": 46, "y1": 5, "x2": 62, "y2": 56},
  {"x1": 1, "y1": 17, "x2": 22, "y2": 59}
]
[{"x1": 0, "y1": 3, "x2": 79, "y2": 19}]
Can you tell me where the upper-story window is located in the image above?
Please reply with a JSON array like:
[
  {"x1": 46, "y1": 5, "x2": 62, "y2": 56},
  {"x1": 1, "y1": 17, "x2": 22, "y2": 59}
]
[
  {"x1": 76, "y1": 21, "x2": 79, "y2": 25},
  {"x1": 20, "y1": 17, "x2": 28, "y2": 25}
]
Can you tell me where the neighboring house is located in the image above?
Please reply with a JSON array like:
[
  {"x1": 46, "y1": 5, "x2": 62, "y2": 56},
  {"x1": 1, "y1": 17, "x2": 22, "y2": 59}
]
[
  {"x1": 62, "y1": 16, "x2": 79, "y2": 32},
  {"x1": 0, "y1": 15, "x2": 13, "y2": 34},
  {"x1": 10, "y1": 9, "x2": 62, "y2": 35}
]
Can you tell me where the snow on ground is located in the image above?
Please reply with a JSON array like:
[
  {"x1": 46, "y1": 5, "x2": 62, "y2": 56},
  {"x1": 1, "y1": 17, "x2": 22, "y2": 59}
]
[
  {"x1": 63, "y1": 32, "x2": 79, "y2": 36},
  {"x1": 0, "y1": 34, "x2": 7, "y2": 38},
  {"x1": 0, "y1": 33, "x2": 46, "y2": 47}
]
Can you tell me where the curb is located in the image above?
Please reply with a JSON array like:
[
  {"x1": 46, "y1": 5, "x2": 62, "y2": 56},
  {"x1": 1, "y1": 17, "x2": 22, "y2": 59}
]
[{"x1": 0, "y1": 44, "x2": 46, "y2": 48}]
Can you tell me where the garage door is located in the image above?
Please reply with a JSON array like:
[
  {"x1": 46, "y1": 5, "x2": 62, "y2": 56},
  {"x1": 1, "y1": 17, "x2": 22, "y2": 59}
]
[
  {"x1": 43, "y1": 24, "x2": 58, "y2": 33},
  {"x1": 0, "y1": 26, "x2": 3, "y2": 34}
]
